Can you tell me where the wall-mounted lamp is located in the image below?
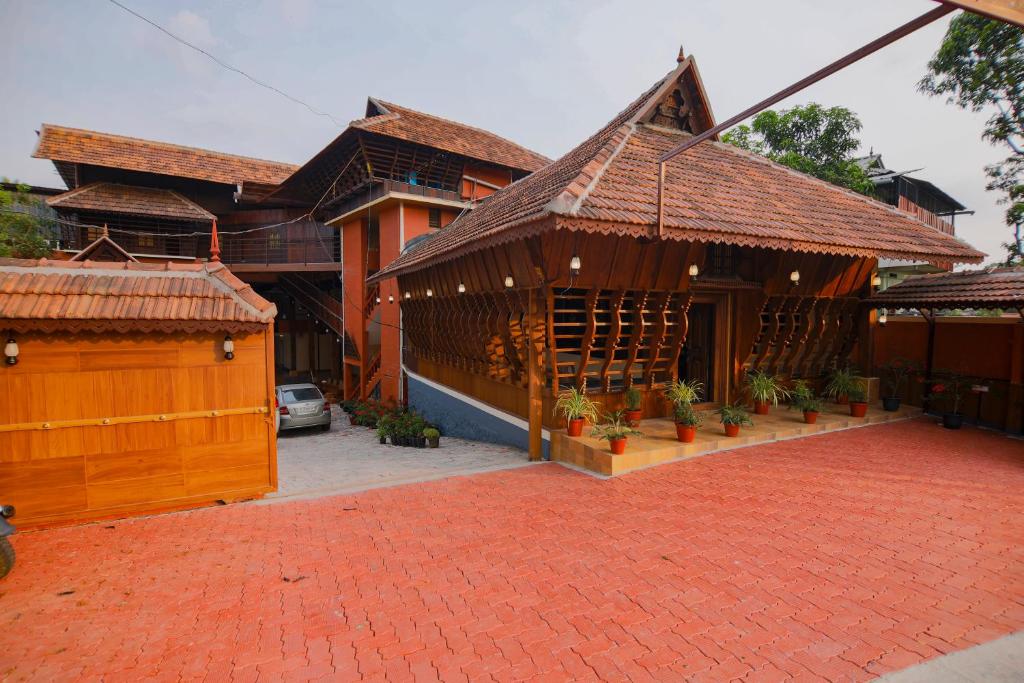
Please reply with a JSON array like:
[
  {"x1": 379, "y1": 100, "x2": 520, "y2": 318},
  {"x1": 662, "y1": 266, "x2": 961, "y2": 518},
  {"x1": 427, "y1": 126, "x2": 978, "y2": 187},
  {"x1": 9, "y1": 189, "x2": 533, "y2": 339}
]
[
  {"x1": 458, "y1": 283, "x2": 466, "y2": 294},
  {"x1": 688, "y1": 264, "x2": 699, "y2": 280},
  {"x1": 504, "y1": 275, "x2": 514, "y2": 289},
  {"x1": 404, "y1": 292, "x2": 411, "y2": 300},
  {"x1": 375, "y1": 296, "x2": 381, "y2": 304},
  {"x1": 789, "y1": 270, "x2": 800, "y2": 286},
  {"x1": 388, "y1": 294, "x2": 395, "y2": 304},
  {"x1": 569, "y1": 255, "x2": 581, "y2": 277},
  {"x1": 223, "y1": 335, "x2": 235, "y2": 361},
  {"x1": 878, "y1": 309, "x2": 888, "y2": 326},
  {"x1": 426, "y1": 288, "x2": 433, "y2": 298},
  {"x1": 871, "y1": 274, "x2": 882, "y2": 287},
  {"x1": 4, "y1": 337, "x2": 18, "y2": 366}
]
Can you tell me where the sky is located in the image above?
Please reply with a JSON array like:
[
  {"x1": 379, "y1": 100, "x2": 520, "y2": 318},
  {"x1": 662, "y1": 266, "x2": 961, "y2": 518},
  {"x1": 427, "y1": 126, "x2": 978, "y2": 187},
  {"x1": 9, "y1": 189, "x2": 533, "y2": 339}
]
[{"x1": 0, "y1": 0, "x2": 1013, "y2": 264}]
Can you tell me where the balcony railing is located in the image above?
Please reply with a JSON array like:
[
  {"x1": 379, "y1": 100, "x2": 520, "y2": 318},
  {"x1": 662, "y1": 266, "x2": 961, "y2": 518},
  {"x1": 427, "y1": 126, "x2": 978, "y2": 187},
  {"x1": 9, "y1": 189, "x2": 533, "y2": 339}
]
[{"x1": 60, "y1": 223, "x2": 340, "y2": 266}]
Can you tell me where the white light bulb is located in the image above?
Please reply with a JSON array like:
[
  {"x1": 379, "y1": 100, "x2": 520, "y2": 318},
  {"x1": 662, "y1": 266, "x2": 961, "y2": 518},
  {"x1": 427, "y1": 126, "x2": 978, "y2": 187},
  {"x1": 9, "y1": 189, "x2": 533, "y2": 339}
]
[
  {"x1": 569, "y1": 255, "x2": 581, "y2": 274},
  {"x1": 458, "y1": 283, "x2": 466, "y2": 293},
  {"x1": 790, "y1": 270, "x2": 800, "y2": 283},
  {"x1": 504, "y1": 275, "x2": 514, "y2": 288},
  {"x1": 688, "y1": 264, "x2": 699, "y2": 278},
  {"x1": 426, "y1": 288, "x2": 433, "y2": 297}
]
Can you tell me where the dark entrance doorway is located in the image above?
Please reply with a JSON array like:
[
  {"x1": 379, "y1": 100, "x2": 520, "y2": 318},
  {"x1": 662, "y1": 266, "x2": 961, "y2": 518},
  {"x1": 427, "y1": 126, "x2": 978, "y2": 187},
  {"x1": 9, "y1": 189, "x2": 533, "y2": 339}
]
[{"x1": 680, "y1": 302, "x2": 716, "y2": 401}]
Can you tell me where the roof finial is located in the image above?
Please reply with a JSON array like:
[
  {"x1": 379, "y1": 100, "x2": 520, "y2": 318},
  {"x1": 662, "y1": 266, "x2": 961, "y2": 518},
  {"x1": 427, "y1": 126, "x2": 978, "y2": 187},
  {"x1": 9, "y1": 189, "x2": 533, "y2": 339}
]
[
  {"x1": 210, "y1": 219, "x2": 221, "y2": 263},
  {"x1": 677, "y1": 45, "x2": 686, "y2": 63},
  {"x1": 102, "y1": 223, "x2": 109, "y2": 238}
]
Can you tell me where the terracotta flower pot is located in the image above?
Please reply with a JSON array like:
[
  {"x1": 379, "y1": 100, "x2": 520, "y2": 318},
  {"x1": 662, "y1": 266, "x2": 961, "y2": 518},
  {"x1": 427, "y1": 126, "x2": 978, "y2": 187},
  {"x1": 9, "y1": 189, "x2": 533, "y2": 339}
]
[
  {"x1": 724, "y1": 423, "x2": 740, "y2": 437},
  {"x1": 566, "y1": 417, "x2": 584, "y2": 437},
  {"x1": 803, "y1": 410, "x2": 819, "y2": 424},
  {"x1": 753, "y1": 400, "x2": 770, "y2": 415},
  {"x1": 624, "y1": 409, "x2": 642, "y2": 427},
  {"x1": 609, "y1": 437, "x2": 627, "y2": 454},
  {"x1": 675, "y1": 424, "x2": 696, "y2": 443},
  {"x1": 849, "y1": 401, "x2": 868, "y2": 418}
]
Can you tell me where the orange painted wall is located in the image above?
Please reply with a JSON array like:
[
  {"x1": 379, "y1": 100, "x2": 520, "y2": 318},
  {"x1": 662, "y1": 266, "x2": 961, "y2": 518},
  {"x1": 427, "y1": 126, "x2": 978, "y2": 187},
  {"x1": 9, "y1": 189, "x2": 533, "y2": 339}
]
[
  {"x1": 342, "y1": 217, "x2": 367, "y2": 364},
  {"x1": 461, "y1": 164, "x2": 513, "y2": 200}
]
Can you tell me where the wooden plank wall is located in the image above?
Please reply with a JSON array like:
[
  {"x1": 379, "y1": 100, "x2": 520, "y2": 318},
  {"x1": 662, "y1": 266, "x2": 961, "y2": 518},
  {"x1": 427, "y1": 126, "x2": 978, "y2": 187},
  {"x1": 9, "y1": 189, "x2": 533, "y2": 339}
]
[
  {"x1": 396, "y1": 228, "x2": 874, "y2": 423},
  {"x1": 0, "y1": 330, "x2": 277, "y2": 528}
]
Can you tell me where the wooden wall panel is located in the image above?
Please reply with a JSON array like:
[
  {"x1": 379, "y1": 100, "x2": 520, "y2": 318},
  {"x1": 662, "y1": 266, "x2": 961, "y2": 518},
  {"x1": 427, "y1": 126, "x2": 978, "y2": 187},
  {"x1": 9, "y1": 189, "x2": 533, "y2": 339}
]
[{"x1": 0, "y1": 329, "x2": 276, "y2": 528}]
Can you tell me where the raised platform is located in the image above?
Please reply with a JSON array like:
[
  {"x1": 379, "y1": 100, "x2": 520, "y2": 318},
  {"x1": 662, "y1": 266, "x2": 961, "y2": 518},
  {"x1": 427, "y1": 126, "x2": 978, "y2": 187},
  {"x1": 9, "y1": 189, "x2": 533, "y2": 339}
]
[{"x1": 550, "y1": 402, "x2": 921, "y2": 476}]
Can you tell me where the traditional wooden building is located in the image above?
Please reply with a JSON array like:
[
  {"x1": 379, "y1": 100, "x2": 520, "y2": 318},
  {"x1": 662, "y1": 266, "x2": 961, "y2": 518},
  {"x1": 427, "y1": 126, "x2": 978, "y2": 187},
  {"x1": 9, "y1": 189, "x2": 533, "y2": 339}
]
[
  {"x1": 369, "y1": 51, "x2": 984, "y2": 459},
  {"x1": 30, "y1": 103, "x2": 548, "y2": 397},
  {"x1": 0, "y1": 257, "x2": 278, "y2": 528}
]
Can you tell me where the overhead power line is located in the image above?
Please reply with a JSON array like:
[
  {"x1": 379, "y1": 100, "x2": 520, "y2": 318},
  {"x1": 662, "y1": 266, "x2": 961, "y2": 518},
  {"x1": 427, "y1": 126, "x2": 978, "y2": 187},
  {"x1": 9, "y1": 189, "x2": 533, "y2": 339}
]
[{"x1": 106, "y1": 0, "x2": 344, "y2": 127}]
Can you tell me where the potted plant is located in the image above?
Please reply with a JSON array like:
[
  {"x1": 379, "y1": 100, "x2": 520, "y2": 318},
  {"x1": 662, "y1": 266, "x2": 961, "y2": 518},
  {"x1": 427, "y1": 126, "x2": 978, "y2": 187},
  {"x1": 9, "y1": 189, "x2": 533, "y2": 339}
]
[
  {"x1": 716, "y1": 404, "x2": 753, "y2": 437},
  {"x1": 879, "y1": 357, "x2": 920, "y2": 411},
  {"x1": 744, "y1": 370, "x2": 789, "y2": 415},
  {"x1": 931, "y1": 372, "x2": 971, "y2": 429},
  {"x1": 553, "y1": 385, "x2": 599, "y2": 437},
  {"x1": 664, "y1": 379, "x2": 704, "y2": 442},
  {"x1": 591, "y1": 410, "x2": 642, "y2": 455},
  {"x1": 825, "y1": 366, "x2": 862, "y2": 405},
  {"x1": 624, "y1": 387, "x2": 643, "y2": 427},
  {"x1": 848, "y1": 385, "x2": 869, "y2": 418},
  {"x1": 789, "y1": 380, "x2": 823, "y2": 424},
  {"x1": 376, "y1": 414, "x2": 392, "y2": 444},
  {"x1": 673, "y1": 403, "x2": 704, "y2": 442},
  {"x1": 424, "y1": 427, "x2": 440, "y2": 448}
]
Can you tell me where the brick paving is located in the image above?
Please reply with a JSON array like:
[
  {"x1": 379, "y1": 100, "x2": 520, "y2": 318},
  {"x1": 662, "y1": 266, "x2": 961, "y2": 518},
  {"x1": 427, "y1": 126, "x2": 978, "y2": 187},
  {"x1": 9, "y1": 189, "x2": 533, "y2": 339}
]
[{"x1": 2, "y1": 418, "x2": 1022, "y2": 682}]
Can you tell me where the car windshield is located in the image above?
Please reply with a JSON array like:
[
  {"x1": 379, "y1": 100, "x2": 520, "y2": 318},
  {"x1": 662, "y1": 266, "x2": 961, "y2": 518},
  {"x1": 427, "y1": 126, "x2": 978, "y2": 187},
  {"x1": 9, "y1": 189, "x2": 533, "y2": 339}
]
[{"x1": 281, "y1": 387, "x2": 322, "y2": 403}]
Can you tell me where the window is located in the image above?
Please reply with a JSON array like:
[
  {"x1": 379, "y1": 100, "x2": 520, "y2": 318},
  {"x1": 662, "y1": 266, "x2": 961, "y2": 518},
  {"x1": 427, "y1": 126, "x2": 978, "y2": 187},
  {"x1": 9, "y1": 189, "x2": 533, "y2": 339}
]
[
  {"x1": 428, "y1": 208, "x2": 441, "y2": 229},
  {"x1": 137, "y1": 234, "x2": 155, "y2": 249},
  {"x1": 707, "y1": 243, "x2": 738, "y2": 277},
  {"x1": 281, "y1": 387, "x2": 323, "y2": 403}
]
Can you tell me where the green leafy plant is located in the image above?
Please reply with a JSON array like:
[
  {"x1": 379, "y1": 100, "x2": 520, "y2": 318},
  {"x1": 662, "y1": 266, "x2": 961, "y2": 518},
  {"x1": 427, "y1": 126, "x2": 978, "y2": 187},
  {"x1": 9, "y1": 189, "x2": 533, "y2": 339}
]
[
  {"x1": 553, "y1": 385, "x2": 599, "y2": 423},
  {"x1": 423, "y1": 427, "x2": 440, "y2": 439},
  {"x1": 590, "y1": 410, "x2": 642, "y2": 442},
  {"x1": 624, "y1": 387, "x2": 642, "y2": 411},
  {"x1": 847, "y1": 385, "x2": 867, "y2": 404},
  {"x1": 673, "y1": 402, "x2": 704, "y2": 427},
  {"x1": 744, "y1": 370, "x2": 790, "y2": 406},
  {"x1": 789, "y1": 380, "x2": 823, "y2": 413},
  {"x1": 664, "y1": 379, "x2": 704, "y2": 408},
  {"x1": 879, "y1": 357, "x2": 921, "y2": 399},
  {"x1": 824, "y1": 366, "x2": 863, "y2": 401},
  {"x1": 0, "y1": 180, "x2": 53, "y2": 259},
  {"x1": 716, "y1": 403, "x2": 754, "y2": 427}
]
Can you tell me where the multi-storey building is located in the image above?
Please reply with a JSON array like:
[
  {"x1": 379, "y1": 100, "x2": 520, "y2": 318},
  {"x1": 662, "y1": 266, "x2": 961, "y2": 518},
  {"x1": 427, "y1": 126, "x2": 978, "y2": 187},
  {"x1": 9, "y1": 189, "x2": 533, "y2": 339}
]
[{"x1": 30, "y1": 100, "x2": 547, "y2": 400}]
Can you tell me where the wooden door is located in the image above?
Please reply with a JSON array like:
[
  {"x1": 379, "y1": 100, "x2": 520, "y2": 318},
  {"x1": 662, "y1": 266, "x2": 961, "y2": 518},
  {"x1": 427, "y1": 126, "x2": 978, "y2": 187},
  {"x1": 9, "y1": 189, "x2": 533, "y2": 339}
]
[{"x1": 681, "y1": 302, "x2": 715, "y2": 401}]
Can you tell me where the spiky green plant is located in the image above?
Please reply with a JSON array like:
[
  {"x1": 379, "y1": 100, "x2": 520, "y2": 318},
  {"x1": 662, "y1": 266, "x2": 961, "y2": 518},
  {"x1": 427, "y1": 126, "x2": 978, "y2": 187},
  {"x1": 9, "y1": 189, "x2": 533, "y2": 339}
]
[
  {"x1": 744, "y1": 370, "x2": 790, "y2": 405},
  {"x1": 553, "y1": 386, "x2": 599, "y2": 423}
]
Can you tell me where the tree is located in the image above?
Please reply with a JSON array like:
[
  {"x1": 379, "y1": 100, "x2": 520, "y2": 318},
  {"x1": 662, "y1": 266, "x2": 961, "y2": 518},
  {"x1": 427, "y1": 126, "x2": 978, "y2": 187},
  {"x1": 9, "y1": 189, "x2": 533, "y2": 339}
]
[
  {"x1": 722, "y1": 103, "x2": 876, "y2": 196},
  {"x1": 0, "y1": 181, "x2": 54, "y2": 259},
  {"x1": 919, "y1": 13, "x2": 1024, "y2": 265}
]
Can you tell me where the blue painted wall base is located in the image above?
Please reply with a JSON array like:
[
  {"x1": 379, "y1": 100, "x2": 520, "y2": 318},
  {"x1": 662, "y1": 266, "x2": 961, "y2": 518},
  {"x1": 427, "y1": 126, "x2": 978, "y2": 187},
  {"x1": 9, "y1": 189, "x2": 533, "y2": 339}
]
[{"x1": 407, "y1": 373, "x2": 550, "y2": 459}]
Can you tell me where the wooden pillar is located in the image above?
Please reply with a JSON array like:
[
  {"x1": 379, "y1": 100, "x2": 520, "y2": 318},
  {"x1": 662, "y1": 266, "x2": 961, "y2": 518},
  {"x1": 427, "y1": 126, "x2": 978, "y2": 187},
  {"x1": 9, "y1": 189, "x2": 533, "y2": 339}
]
[
  {"x1": 922, "y1": 310, "x2": 937, "y2": 413},
  {"x1": 1007, "y1": 321, "x2": 1024, "y2": 433},
  {"x1": 527, "y1": 287, "x2": 545, "y2": 461}
]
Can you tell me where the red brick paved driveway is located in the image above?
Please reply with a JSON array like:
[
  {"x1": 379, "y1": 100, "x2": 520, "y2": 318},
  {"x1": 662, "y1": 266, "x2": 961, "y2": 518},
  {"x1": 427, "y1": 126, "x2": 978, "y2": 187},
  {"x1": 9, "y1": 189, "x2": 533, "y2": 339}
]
[{"x1": 2, "y1": 419, "x2": 1023, "y2": 682}]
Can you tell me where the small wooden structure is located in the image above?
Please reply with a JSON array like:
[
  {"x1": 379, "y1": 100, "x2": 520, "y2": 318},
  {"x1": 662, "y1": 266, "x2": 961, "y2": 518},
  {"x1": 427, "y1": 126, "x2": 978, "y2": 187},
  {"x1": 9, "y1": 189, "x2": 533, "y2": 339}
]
[
  {"x1": 869, "y1": 266, "x2": 1024, "y2": 431},
  {"x1": 369, "y1": 52, "x2": 984, "y2": 461},
  {"x1": 0, "y1": 257, "x2": 279, "y2": 528}
]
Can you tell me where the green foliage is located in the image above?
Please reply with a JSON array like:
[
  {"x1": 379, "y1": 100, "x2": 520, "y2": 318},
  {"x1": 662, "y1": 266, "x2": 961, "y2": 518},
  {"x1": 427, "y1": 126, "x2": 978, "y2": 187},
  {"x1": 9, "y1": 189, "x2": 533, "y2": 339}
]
[
  {"x1": 715, "y1": 403, "x2": 753, "y2": 427},
  {"x1": 0, "y1": 180, "x2": 53, "y2": 259},
  {"x1": 919, "y1": 14, "x2": 1024, "y2": 263},
  {"x1": 824, "y1": 366, "x2": 863, "y2": 401},
  {"x1": 722, "y1": 104, "x2": 876, "y2": 196},
  {"x1": 423, "y1": 427, "x2": 440, "y2": 440},
  {"x1": 743, "y1": 369, "x2": 790, "y2": 405},
  {"x1": 663, "y1": 378, "x2": 704, "y2": 408},
  {"x1": 789, "y1": 380, "x2": 822, "y2": 413},
  {"x1": 553, "y1": 385, "x2": 599, "y2": 422},
  {"x1": 673, "y1": 402, "x2": 704, "y2": 427},
  {"x1": 624, "y1": 387, "x2": 642, "y2": 410},
  {"x1": 847, "y1": 385, "x2": 867, "y2": 404},
  {"x1": 931, "y1": 371, "x2": 976, "y2": 416},
  {"x1": 590, "y1": 410, "x2": 642, "y2": 441}
]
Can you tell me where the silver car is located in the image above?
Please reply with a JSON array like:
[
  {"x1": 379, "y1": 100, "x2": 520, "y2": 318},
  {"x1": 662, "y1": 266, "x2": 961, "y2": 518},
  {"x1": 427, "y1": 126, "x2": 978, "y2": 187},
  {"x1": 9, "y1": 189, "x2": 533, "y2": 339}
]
[{"x1": 276, "y1": 383, "x2": 332, "y2": 432}]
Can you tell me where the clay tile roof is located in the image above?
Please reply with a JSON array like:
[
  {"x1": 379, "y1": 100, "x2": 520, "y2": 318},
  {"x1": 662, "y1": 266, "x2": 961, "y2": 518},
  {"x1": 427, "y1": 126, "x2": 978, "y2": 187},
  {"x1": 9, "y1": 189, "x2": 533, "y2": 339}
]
[
  {"x1": 371, "y1": 57, "x2": 985, "y2": 282},
  {"x1": 868, "y1": 267, "x2": 1024, "y2": 310},
  {"x1": 352, "y1": 99, "x2": 551, "y2": 172},
  {"x1": 0, "y1": 258, "x2": 276, "y2": 334},
  {"x1": 47, "y1": 183, "x2": 216, "y2": 222},
  {"x1": 33, "y1": 124, "x2": 298, "y2": 186}
]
